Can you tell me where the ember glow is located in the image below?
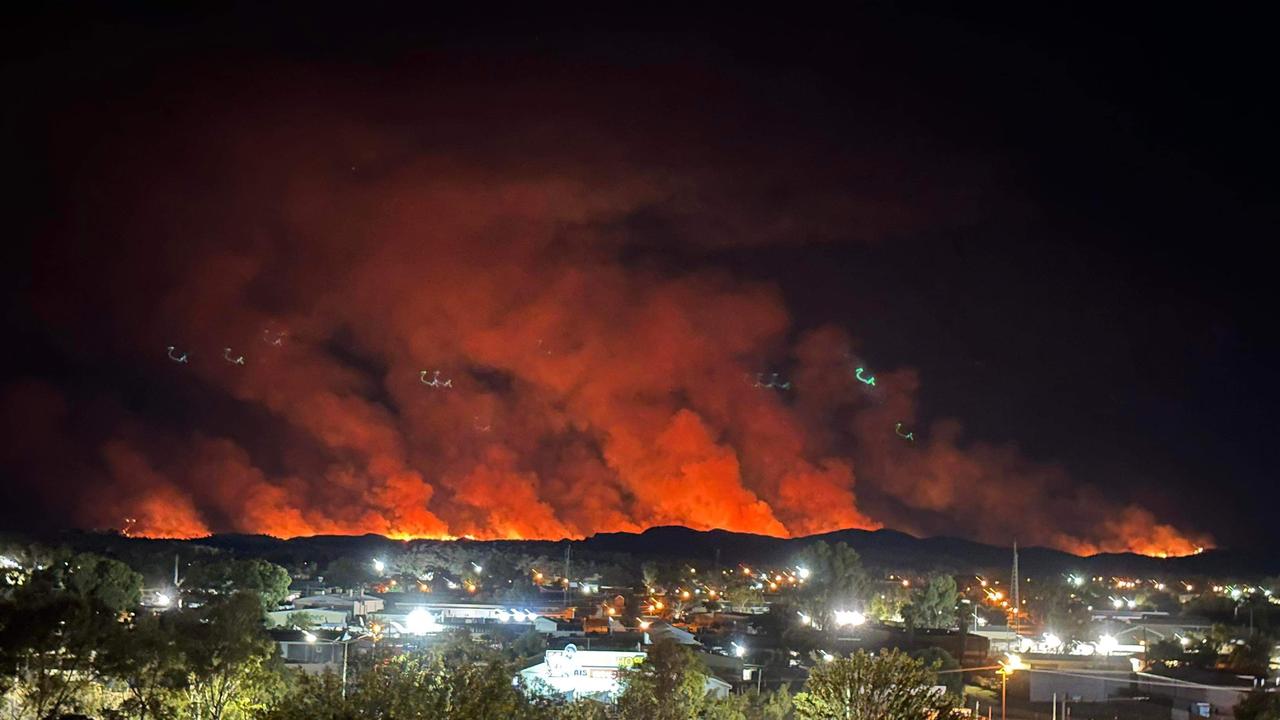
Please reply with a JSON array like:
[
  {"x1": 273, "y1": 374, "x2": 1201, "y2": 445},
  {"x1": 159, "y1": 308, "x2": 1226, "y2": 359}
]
[{"x1": 1, "y1": 62, "x2": 1213, "y2": 558}]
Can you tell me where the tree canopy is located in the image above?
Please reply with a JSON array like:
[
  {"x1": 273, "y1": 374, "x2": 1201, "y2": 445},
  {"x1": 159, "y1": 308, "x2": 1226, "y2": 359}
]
[
  {"x1": 792, "y1": 542, "x2": 869, "y2": 632},
  {"x1": 793, "y1": 649, "x2": 954, "y2": 720},
  {"x1": 616, "y1": 640, "x2": 713, "y2": 720},
  {"x1": 901, "y1": 575, "x2": 958, "y2": 631}
]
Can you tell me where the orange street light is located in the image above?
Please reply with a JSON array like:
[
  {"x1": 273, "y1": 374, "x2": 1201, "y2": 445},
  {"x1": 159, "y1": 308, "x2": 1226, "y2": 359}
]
[{"x1": 998, "y1": 654, "x2": 1027, "y2": 720}]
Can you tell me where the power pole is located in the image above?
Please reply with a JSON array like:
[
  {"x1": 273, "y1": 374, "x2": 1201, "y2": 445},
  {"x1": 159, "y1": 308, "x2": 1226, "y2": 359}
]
[
  {"x1": 563, "y1": 542, "x2": 571, "y2": 610},
  {"x1": 1010, "y1": 540, "x2": 1020, "y2": 635}
]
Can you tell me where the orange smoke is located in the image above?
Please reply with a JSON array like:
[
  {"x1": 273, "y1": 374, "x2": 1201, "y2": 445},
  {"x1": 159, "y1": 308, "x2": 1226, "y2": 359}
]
[{"x1": 2, "y1": 62, "x2": 1210, "y2": 558}]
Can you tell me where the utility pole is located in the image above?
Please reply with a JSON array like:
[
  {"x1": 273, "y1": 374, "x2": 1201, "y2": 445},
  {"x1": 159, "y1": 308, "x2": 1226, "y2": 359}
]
[
  {"x1": 563, "y1": 542, "x2": 571, "y2": 610},
  {"x1": 1010, "y1": 540, "x2": 1020, "y2": 636},
  {"x1": 341, "y1": 638, "x2": 350, "y2": 700}
]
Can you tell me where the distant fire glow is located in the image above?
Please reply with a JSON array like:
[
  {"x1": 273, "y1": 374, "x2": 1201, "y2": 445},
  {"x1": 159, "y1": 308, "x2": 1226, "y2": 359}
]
[{"x1": 1, "y1": 73, "x2": 1211, "y2": 559}]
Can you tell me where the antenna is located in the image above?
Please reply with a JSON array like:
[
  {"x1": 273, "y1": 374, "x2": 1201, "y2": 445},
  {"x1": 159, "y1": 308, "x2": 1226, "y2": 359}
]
[
  {"x1": 1011, "y1": 540, "x2": 1020, "y2": 635},
  {"x1": 563, "y1": 542, "x2": 571, "y2": 610}
]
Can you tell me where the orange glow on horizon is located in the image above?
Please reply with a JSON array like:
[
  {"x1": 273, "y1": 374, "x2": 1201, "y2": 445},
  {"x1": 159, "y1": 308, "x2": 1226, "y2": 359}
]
[{"x1": 122, "y1": 518, "x2": 1211, "y2": 558}]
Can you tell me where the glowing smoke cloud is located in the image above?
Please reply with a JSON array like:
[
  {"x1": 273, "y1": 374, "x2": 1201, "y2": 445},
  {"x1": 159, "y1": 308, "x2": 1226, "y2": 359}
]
[{"x1": 0, "y1": 61, "x2": 1210, "y2": 556}]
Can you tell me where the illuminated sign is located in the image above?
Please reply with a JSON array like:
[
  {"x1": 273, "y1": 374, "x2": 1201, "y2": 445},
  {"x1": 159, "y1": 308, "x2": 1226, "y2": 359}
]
[{"x1": 543, "y1": 645, "x2": 645, "y2": 679}]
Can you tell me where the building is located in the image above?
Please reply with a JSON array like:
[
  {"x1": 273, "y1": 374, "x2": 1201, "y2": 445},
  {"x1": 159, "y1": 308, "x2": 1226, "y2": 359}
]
[
  {"x1": 293, "y1": 592, "x2": 385, "y2": 618},
  {"x1": 269, "y1": 629, "x2": 372, "y2": 674},
  {"x1": 266, "y1": 607, "x2": 349, "y2": 628},
  {"x1": 1135, "y1": 671, "x2": 1256, "y2": 720},
  {"x1": 645, "y1": 621, "x2": 700, "y2": 646},
  {"x1": 519, "y1": 644, "x2": 732, "y2": 702},
  {"x1": 1108, "y1": 615, "x2": 1213, "y2": 646},
  {"x1": 1029, "y1": 669, "x2": 1131, "y2": 703}
]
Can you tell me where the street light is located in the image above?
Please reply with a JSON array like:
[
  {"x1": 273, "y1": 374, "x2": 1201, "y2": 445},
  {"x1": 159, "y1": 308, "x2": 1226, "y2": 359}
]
[
  {"x1": 1097, "y1": 634, "x2": 1118, "y2": 656},
  {"x1": 998, "y1": 653, "x2": 1027, "y2": 720},
  {"x1": 304, "y1": 631, "x2": 361, "y2": 700},
  {"x1": 833, "y1": 610, "x2": 866, "y2": 627}
]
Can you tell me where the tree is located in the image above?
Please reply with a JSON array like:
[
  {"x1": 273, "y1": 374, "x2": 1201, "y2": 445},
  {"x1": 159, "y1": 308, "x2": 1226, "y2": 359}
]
[
  {"x1": 320, "y1": 556, "x2": 378, "y2": 591},
  {"x1": 1227, "y1": 634, "x2": 1275, "y2": 676},
  {"x1": 901, "y1": 575, "x2": 958, "y2": 631},
  {"x1": 186, "y1": 557, "x2": 292, "y2": 611},
  {"x1": 1146, "y1": 638, "x2": 1186, "y2": 668},
  {"x1": 99, "y1": 612, "x2": 188, "y2": 720},
  {"x1": 616, "y1": 640, "x2": 711, "y2": 720},
  {"x1": 703, "y1": 693, "x2": 748, "y2": 720},
  {"x1": 509, "y1": 628, "x2": 547, "y2": 663},
  {"x1": 642, "y1": 561, "x2": 661, "y2": 591},
  {"x1": 757, "y1": 684, "x2": 795, "y2": 720},
  {"x1": 911, "y1": 647, "x2": 961, "y2": 695},
  {"x1": 1029, "y1": 581, "x2": 1089, "y2": 642},
  {"x1": 554, "y1": 700, "x2": 611, "y2": 720},
  {"x1": 177, "y1": 593, "x2": 284, "y2": 720},
  {"x1": 1235, "y1": 690, "x2": 1280, "y2": 720},
  {"x1": 262, "y1": 650, "x2": 554, "y2": 720},
  {"x1": 64, "y1": 552, "x2": 145, "y2": 611},
  {"x1": 793, "y1": 542, "x2": 870, "y2": 631},
  {"x1": 0, "y1": 551, "x2": 141, "y2": 719},
  {"x1": 793, "y1": 649, "x2": 955, "y2": 720},
  {"x1": 867, "y1": 584, "x2": 910, "y2": 624},
  {"x1": 724, "y1": 575, "x2": 764, "y2": 612},
  {"x1": 740, "y1": 686, "x2": 795, "y2": 720}
]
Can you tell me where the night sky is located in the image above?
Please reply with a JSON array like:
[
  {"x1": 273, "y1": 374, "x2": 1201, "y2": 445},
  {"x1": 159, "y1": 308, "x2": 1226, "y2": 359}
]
[{"x1": 3, "y1": 5, "x2": 1276, "y2": 552}]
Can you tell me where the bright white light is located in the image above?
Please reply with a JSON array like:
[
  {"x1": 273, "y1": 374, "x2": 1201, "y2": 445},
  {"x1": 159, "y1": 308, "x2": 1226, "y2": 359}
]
[
  {"x1": 821, "y1": 652, "x2": 835, "y2": 662},
  {"x1": 1069, "y1": 575, "x2": 1084, "y2": 587},
  {"x1": 1001, "y1": 653, "x2": 1026, "y2": 672},
  {"x1": 1112, "y1": 597, "x2": 1124, "y2": 609},
  {"x1": 472, "y1": 562, "x2": 483, "y2": 573},
  {"x1": 303, "y1": 631, "x2": 317, "y2": 643},
  {"x1": 797, "y1": 567, "x2": 811, "y2": 580},
  {"x1": 496, "y1": 610, "x2": 511, "y2": 622},
  {"x1": 833, "y1": 610, "x2": 866, "y2": 627},
  {"x1": 797, "y1": 612, "x2": 812, "y2": 626},
  {"x1": 405, "y1": 607, "x2": 437, "y2": 635},
  {"x1": 732, "y1": 642, "x2": 746, "y2": 658},
  {"x1": 0, "y1": 555, "x2": 19, "y2": 569},
  {"x1": 1098, "y1": 634, "x2": 1118, "y2": 656},
  {"x1": 155, "y1": 592, "x2": 171, "y2": 607},
  {"x1": 373, "y1": 559, "x2": 385, "y2": 574},
  {"x1": 1126, "y1": 599, "x2": 1136, "y2": 610},
  {"x1": 1179, "y1": 636, "x2": 1191, "y2": 647},
  {"x1": 1043, "y1": 633, "x2": 1062, "y2": 649}
]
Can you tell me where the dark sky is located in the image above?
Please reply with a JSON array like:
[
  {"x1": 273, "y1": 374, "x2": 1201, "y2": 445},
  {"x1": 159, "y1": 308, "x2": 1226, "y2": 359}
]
[{"x1": 2, "y1": 5, "x2": 1276, "y2": 551}]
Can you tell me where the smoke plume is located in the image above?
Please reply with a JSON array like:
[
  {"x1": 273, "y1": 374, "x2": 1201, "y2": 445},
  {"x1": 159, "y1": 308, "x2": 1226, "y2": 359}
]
[{"x1": 3, "y1": 60, "x2": 1209, "y2": 556}]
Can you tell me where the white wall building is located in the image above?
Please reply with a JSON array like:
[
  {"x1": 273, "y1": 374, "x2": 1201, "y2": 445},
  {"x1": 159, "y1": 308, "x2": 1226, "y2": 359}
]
[
  {"x1": 519, "y1": 644, "x2": 731, "y2": 702},
  {"x1": 293, "y1": 593, "x2": 385, "y2": 617}
]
